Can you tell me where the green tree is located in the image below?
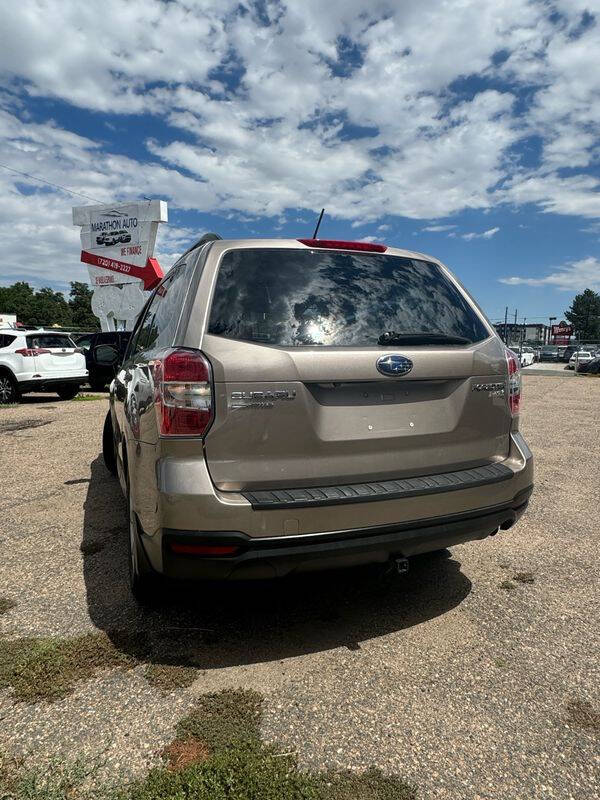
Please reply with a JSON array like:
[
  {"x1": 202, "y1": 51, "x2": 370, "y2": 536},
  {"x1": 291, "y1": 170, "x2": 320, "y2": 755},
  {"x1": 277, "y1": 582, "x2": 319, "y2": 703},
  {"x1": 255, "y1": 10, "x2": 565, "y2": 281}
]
[
  {"x1": 0, "y1": 281, "x2": 101, "y2": 329},
  {"x1": 68, "y1": 282, "x2": 99, "y2": 330},
  {"x1": 28, "y1": 287, "x2": 72, "y2": 327},
  {"x1": 0, "y1": 281, "x2": 36, "y2": 324},
  {"x1": 565, "y1": 289, "x2": 600, "y2": 340}
]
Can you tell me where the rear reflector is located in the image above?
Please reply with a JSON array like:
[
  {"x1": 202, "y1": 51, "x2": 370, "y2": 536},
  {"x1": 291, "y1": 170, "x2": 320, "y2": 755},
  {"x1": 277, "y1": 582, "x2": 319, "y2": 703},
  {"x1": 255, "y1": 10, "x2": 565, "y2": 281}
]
[
  {"x1": 297, "y1": 238, "x2": 387, "y2": 252},
  {"x1": 153, "y1": 348, "x2": 214, "y2": 437},
  {"x1": 169, "y1": 543, "x2": 240, "y2": 556},
  {"x1": 506, "y1": 349, "x2": 521, "y2": 416}
]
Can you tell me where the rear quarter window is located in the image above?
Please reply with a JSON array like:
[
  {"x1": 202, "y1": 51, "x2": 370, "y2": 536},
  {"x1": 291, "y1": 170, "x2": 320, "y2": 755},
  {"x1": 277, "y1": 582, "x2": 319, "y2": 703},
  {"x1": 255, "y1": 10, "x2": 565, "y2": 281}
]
[
  {"x1": 0, "y1": 334, "x2": 16, "y2": 348},
  {"x1": 208, "y1": 248, "x2": 488, "y2": 347}
]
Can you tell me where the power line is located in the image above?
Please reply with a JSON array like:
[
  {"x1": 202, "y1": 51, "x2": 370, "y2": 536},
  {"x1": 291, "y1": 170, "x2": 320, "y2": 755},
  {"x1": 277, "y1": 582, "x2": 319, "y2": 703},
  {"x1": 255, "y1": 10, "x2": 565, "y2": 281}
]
[{"x1": 0, "y1": 162, "x2": 102, "y2": 203}]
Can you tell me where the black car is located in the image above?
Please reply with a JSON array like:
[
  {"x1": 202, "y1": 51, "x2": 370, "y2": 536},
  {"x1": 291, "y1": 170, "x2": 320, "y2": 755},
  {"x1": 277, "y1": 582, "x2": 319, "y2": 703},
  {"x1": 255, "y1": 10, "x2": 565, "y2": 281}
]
[
  {"x1": 577, "y1": 356, "x2": 600, "y2": 374},
  {"x1": 85, "y1": 331, "x2": 131, "y2": 390},
  {"x1": 539, "y1": 345, "x2": 560, "y2": 362}
]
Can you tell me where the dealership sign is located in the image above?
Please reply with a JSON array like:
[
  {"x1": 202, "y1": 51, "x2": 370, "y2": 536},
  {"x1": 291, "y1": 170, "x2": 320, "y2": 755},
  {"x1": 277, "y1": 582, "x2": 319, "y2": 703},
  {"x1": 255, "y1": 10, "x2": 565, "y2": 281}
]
[
  {"x1": 72, "y1": 200, "x2": 167, "y2": 290},
  {"x1": 551, "y1": 323, "x2": 573, "y2": 337}
]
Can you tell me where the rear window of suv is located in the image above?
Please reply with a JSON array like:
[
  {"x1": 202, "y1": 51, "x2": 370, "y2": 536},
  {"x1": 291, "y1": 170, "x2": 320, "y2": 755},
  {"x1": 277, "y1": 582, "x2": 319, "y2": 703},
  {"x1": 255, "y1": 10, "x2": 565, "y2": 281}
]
[
  {"x1": 26, "y1": 333, "x2": 76, "y2": 348},
  {"x1": 208, "y1": 248, "x2": 488, "y2": 347}
]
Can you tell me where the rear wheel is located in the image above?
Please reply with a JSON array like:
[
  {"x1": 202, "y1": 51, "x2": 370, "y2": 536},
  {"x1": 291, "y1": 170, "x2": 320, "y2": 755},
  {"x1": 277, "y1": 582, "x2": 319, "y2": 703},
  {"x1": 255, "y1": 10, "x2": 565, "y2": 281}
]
[
  {"x1": 127, "y1": 484, "x2": 162, "y2": 604},
  {"x1": 0, "y1": 372, "x2": 20, "y2": 404},
  {"x1": 102, "y1": 412, "x2": 117, "y2": 476},
  {"x1": 57, "y1": 384, "x2": 79, "y2": 400}
]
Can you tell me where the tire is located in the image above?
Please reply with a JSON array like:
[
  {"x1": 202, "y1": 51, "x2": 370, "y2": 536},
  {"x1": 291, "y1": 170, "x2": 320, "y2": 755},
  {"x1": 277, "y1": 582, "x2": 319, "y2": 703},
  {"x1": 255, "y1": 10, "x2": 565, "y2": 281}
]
[
  {"x1": 102, "y1": 411, "x2": 117, "y2": 476},
  {"x1": 127, "y1": 485, "x2": 162, "y2": 604},
  {"x1": 57, "y1": 384, "x2": 79, "y2": 401},
  {"x1": 0, "y1": 371, "x2": 20, "y2": 404}
]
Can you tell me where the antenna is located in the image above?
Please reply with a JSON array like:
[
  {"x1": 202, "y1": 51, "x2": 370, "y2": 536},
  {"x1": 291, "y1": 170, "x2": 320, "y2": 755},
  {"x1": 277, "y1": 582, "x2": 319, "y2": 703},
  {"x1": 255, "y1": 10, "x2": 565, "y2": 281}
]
[{"x1": 312, "y1": 208, "x2": 325, "y2": 239}]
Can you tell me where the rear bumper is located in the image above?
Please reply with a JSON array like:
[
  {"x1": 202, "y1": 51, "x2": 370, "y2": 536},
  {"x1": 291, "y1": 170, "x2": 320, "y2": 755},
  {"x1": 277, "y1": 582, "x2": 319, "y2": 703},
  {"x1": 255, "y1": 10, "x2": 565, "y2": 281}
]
[
  {"x1": 157, "y1": 486, "x2": 532, "y2": 580},
  {"x1": 134, "y1": 432, "x2": 534, "y2": 580},
  {"x1": 18, "y1": 375, "x2": 87, "y2": 391}
]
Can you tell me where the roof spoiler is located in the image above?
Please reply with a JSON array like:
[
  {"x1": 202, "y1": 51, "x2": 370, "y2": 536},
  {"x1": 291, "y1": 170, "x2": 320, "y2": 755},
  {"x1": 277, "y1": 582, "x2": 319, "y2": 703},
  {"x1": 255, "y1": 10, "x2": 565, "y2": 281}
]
[{"x1": 181, "y1": 232, "x2": 222, "y2": 259}]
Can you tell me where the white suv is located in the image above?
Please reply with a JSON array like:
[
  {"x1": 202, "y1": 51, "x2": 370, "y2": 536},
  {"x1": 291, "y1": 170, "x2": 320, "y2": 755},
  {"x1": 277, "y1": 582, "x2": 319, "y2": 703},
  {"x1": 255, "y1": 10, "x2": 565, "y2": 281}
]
[{"x1": 0, "y1": 329, "x2": 88, "y2": 403}]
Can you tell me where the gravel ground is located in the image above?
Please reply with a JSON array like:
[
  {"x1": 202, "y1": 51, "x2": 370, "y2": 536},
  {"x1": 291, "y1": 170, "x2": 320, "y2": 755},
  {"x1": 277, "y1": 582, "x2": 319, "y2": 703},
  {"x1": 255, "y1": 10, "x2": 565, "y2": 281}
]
[{"x1": 0, "y1": 379, "x2": 598, "y2": 798}]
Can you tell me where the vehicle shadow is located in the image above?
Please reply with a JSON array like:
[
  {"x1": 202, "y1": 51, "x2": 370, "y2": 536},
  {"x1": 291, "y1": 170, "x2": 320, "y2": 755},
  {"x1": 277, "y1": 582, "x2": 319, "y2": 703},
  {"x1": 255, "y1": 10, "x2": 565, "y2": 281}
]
[
  {"x1": 82, "y1": 455, "x2": 472, "y2": 670},
  {"x1": 17, "y1": 394, "x2": 64, "y2": 405}
]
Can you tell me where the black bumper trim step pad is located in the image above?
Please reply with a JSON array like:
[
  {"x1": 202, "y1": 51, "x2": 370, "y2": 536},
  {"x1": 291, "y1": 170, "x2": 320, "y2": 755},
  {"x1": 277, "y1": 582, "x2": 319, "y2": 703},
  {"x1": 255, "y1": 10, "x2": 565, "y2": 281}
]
[{"x1": 243, "y1": 462, "x2": 514, "y2": 510}]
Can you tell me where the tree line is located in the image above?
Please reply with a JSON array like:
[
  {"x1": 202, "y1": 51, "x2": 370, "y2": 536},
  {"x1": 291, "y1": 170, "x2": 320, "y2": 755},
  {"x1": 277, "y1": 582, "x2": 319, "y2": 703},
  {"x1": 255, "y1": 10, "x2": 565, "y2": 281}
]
[
  {"x1": 565, "y1": 289, "x2": 600, "y2": 341},
  {"x1": 0, "y1": 281, "x2": 99, "y2": 330}
]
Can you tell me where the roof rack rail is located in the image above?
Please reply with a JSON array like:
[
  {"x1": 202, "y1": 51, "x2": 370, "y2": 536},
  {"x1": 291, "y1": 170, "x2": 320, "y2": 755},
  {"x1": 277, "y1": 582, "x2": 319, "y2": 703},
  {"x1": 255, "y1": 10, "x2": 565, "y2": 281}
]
[{"x1": 181, "y1": 232, "x2": 222, "y2": 259}]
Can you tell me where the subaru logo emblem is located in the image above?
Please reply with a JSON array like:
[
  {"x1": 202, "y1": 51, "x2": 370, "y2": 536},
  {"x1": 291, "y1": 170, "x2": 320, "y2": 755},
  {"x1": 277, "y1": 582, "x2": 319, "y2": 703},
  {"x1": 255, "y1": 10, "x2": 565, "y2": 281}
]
[{"x1": 376, "y1": 354, "x2": 413, "y2": 377}]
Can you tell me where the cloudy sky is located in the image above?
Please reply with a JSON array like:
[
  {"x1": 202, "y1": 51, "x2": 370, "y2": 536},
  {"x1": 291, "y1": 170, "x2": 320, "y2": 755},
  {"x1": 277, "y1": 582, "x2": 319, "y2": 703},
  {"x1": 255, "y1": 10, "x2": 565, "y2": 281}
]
[{"x1": 0, "y1": 0, "x2": 599, "y2": 326}]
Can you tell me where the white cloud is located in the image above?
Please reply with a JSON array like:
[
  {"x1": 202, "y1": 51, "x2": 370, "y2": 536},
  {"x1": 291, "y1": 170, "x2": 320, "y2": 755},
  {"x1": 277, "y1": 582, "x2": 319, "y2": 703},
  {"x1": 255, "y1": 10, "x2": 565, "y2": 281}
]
[
  {"x1": 499, "y1": 257, "x2": 600, "y2": 291},
  {"x1": 461, "y1": 227, "x2": 500, "y2": 240},
  {"x1": 0, "y1": 0, "x2": 599, "y2": 287}
]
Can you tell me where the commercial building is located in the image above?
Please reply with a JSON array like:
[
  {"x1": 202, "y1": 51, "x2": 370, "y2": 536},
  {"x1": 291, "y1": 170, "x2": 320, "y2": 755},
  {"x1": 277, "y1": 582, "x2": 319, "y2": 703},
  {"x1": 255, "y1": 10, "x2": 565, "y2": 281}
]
[{"x1": 493, "y1": 323, "x2": 549, "y2": 347}]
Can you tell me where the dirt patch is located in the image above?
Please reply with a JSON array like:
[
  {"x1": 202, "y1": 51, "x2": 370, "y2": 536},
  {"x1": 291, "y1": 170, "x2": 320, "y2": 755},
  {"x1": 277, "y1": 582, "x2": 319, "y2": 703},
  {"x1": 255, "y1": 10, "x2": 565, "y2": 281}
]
[
  {"x1": 80, "y1": 525, "x2": 122, "y2": 556},
  {"x1": 163, "y1": 738, "x2": 211, "y2": 772},
  {"x1": 566, "y1": 699, "x2": 600, "y2": 732},
  {"x1": 0, "y1": 419, "x2": 52, "y2": 434},
  {"x1": 145, "y1": 664, "x2": 200, "y2": 692},
  {"x1": 499, "y1": 580, "x2": 515, "y2": 591},
  {"x1": 80, "y1": 539, "x2": 108, "y2": 556},
  {"x1": 0, "y1": 598, "x2": 16, "y2": 615},
  {"x1": 513, "y1": 571, "x2": 535, "y2": 584}
]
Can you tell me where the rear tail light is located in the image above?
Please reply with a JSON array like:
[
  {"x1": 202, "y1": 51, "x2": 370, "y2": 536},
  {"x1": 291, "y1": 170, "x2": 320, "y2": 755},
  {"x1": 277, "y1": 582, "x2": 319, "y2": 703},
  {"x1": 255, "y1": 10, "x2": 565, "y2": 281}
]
[
  {"x1": 297, "y1": 238, "x2": 387, "y2": 253},
  {"x1": 153, "y1": 348, "x2": 214, "y2": 437},
  {"x1": 15, "y1": 348, "x2": 51, "y2": 357},
  {"x1": 506, "y1": 349, "x2": 521, "y2": 416}
]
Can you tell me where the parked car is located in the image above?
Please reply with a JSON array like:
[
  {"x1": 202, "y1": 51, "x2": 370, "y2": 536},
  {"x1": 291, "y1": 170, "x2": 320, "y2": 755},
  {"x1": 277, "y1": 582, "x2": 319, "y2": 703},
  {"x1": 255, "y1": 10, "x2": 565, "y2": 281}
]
[
  {"x1": 85, "y1": 331, "x2": 132, "y2": 390},
  {"x1": 0, "y1": 329, "x2": 87, "y2": 403},
  {"x1": 576, "y1": 356, "x2": 600, "y2": 374},
  {"x1": 517, "y1": 346, "x2": 535, "y2": 367},
  {"x1": 561, "y1": 345, "x2": 580, "y2": 362},
  {"x1": 539, "y1": 345, "x2": 560, "y2": 362},
  {"x1": 568, "y1": 351, "x2": 594, "y2": 370},
  {"x1": 101, "y1": 235, "x2": 534, "y2": 601}
]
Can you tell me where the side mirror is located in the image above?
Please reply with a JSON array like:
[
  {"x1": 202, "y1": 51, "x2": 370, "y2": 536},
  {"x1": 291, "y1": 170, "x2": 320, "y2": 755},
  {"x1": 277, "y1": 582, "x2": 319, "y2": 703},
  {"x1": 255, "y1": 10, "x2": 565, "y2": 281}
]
[{"x1": 94, "y1": 344, "x2": 120, "y2": 367}]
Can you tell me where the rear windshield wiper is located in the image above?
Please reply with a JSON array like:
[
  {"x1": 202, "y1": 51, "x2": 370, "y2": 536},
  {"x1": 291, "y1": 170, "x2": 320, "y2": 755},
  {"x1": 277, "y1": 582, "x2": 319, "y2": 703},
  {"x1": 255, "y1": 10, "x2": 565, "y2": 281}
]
[{"x1": 377, "y1": 331, "x2": 472, "y2": 346}]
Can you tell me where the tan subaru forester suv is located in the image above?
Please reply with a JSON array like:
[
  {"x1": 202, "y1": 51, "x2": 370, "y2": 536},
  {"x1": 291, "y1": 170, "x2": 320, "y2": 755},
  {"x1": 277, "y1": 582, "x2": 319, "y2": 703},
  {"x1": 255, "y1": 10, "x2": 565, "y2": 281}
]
[{"x1": 102, "y1": 235, "x2": 533, "y2": 601}]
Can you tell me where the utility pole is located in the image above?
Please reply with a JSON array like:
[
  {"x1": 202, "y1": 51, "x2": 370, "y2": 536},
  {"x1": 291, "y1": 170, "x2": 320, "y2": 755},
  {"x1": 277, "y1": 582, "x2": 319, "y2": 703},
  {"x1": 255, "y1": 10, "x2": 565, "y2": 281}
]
[
  {"x1": 521, "y1": 316, "x2": 526, "y2": 348},
  {"x1": 504, "y1": 306, "x2": 508, "y2": 344},
  {"x1": 548, "y1": 316, "x2": 556, "y2": 346}
]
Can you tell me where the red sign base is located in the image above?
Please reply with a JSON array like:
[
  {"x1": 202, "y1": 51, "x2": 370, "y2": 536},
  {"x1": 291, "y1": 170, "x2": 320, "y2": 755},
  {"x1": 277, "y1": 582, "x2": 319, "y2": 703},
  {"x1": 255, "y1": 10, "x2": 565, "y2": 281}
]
[{"x1": 81, "y1": 250, "x2": 163, "y2": 290}]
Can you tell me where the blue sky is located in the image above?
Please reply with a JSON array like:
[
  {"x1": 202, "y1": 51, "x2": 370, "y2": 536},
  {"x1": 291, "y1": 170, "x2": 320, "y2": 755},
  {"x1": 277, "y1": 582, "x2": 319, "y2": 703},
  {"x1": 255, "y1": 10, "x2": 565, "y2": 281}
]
[{"x1": 0, "y1": 0, "x2": 599, "y2": 327}]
